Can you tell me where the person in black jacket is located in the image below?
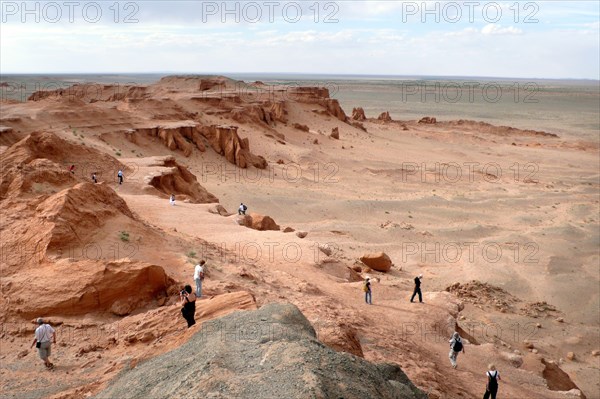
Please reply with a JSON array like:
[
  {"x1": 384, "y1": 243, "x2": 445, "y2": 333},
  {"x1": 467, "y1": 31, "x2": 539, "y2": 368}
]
[
  {"x1": 410, "y1": 274, "x2": 423, "y2": 303},
  {"x1": 179, "y1": 285, "x2": 197, "y2": 328},
  {"x1": 364, "y1": 277, "x2": 372, "y2": 304}
]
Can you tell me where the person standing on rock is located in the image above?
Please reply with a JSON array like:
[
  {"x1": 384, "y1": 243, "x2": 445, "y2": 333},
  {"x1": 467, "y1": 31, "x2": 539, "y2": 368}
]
[
  {"x1": 30, "y1": 318, "x2": 56, "y2": 370},
  {"x1": 194, "y1": 260, "x2": 205, "y2": 297},
  {"x1": 410, "y1": 274, "x2": 423, "y2": 303},
  {"x1": 483, "y1": 364, "x2": 501, "y2": 399},
  {"x1": 69, "y1": 164, "x2": 75, "y2": 174},
  {"x1": 449, "y1": 331, "x2": 465, "y2": 369},
  {"x1": 170, "y1": 194, "x2": 176, "y2": 206},
  {"x1": 363, "y1": 277, "x2": 372, "y2": 304},
  {"x1": 180, "y1": 285, "x2": 197, "y2": 328},
  {"x1": 117, "y1": 169, "x2": 124, "y2": 185},
  {"x1": 91, "y1": 173, "x2": 98, "y2": 184},
  {"x1": 238, "y1": 203, "x2": 247, "y2": 215}
]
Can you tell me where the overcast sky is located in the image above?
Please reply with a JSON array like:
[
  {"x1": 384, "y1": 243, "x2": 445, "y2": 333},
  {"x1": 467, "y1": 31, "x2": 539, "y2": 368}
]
[{"x1": 1, "y1": 1, "x2": 599, "y2": 79}]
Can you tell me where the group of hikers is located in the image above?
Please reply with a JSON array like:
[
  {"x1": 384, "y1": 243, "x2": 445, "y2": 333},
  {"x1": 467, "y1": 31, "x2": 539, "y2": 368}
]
[
  {"x1": 67, "y1": 165, "x2": 124, "y2": 185},
  {"x1": 178, "y1": 260, "x2": 206, "y2": 328},
  {"x1": 362, "y1": 274, "x2": 502, "y2": 398},
  {"x1": 32, "y1": 171, "x2": 501, "y2": 395}
]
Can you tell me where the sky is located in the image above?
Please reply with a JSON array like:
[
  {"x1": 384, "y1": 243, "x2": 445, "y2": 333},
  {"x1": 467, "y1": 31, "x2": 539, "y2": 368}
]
[{"x1": 1, "y1": 1, "x2": 599, "y2": 79}]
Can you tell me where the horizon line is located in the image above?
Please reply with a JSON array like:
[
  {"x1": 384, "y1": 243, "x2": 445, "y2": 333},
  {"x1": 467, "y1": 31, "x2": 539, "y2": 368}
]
[{"x1": 1, "y1": 72, "x2": 599, "y2": 82}]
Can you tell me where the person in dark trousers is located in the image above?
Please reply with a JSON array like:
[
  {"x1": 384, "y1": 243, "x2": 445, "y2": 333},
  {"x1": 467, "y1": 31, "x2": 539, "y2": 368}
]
[
  {"x1": 410, "y1": 274, "x2": 423, "y2": 303},
  {"x1": 91, "y1": 173, "x2": 97, "y2": 183},
  {"x1": 179, "y1": 285, "x2": 196, "y2": 328},
  {"x1": 364, "y1": 277, "x2": 372, "y2": 304},
  {"x1": 117, "y1": 170, "x2": 124, "y2": 185},
  {"x1": 69, "y1": 164, "x2": 75, "y2": 174},
  {"x1": 483, "y1": 364, "x2": 501, "y2": 399},
  {"x1": 238, "y1": 203, "x2": 247, "y2": 215}
]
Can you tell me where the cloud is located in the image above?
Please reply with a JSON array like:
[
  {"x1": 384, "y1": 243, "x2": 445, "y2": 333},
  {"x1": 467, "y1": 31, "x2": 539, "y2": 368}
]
[{"x1": 481, "y1": 24, "x2": 523, "y2": 36}]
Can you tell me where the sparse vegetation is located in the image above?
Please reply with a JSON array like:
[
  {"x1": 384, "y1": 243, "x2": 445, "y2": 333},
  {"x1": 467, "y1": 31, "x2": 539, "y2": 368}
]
[
  {"x1": 119, "y1": 231, "x2": 130, "y2": 242},
  {"x1": 187, "y1": 250, "x2": 197, "y2": 258},
  {"x1": 115, "y1": 151, "x2": 121, "y2": 156},
  {"x1": 72, "y1": 129, "x2": 77, "y2": 136}
]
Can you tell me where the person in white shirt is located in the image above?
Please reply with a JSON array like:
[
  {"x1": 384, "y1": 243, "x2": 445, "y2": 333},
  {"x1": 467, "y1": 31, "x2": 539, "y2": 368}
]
[
  {"x1": 170, "y1": 194, "x2": 175, "y2": 206},
  {"x1": 194, "y1": 260, "x2": 205, "y2": 297},
  {"x1": 117, "y1": 170, "x2": 124, "y2": 185},
  {"x1": 30, "y1": 318, "x2": 56, "y2": 369},
  {"x1": 483, "y1": 364, "x2": 501, "y2": 399},
  {"x1": 238, "y1": 203, "x2": 247, "y2": 215}
]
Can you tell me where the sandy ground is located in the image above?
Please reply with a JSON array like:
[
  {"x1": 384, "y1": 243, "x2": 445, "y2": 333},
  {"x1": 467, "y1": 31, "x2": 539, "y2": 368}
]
[{"x1": 1, "y1": 77, "x2": 598, "y2": 398}]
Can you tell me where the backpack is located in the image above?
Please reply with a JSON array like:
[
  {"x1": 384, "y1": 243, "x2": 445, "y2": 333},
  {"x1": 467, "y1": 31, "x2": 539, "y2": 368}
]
[
  {"x1": 487, "y1": 371, "x2": 498, "y2": 390},
  {"x1": 452, "y1": 339, "x2": 463, "y2": 352},
  {"x1": 243, "y1": 204, "x2": 247, "y2": 211},
  {"x1": 362, "y1": 282, "x2": 369, "y2": 292}
]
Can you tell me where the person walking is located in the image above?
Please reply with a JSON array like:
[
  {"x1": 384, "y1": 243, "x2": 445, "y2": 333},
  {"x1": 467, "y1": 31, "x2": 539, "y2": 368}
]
[
  {"x1": 169, "y1": 194, "x2": 176, "y2": 206},
  {"x1": 238, "y1": 203, "x2": 247, "y2": 215},
  {"x1": 410, "y1": 274, "x2": 423, "y2": 303},
  {"x1": 117, "y1": 169, "x2": 124, "y2": 185},
  {"x1": 180, "y1": 285, "x2": 197, "y2": 328},
  {"x1": 483, "y1": 364, "x2": 501, "y2": 399},
  {"x1": 91, "y1": 173, "x2": 98, "y2": 183},
  {"x1": 363, "y1": 277, "x2": 372, "y2": 305},
  {"x1": 194, "y1": 260, "x2": 205, "y2": 297},
  {"x1": 30, "y1": 318, "x2": 56, "y2": 370},
  {"x1": 449, "y1": 331, "x2": 465, "y2": 369}
]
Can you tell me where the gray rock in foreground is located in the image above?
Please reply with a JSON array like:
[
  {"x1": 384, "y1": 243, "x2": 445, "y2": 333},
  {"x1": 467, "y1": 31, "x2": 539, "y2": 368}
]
[{"x1": 96, "y1": 303, "x2": 427, "y2": 399}]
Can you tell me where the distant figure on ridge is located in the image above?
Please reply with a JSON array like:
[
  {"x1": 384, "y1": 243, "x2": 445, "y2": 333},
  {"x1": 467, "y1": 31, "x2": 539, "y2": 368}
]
[
  {"x1": 69, "y1": 164, "x2": 75, "y2": 174},
  {"x1": 30, "y1": 318, "x2": 56, "y2": 370},
  {"x1": 238, "y1": 203, "x2": 247, "y2": 215},
  {"x1": 363, "y1": 277, "x2": 372, "y2": 304},
  {"x1": 91, "y1": 173, "x2": 97, "y2": 184},
  {"x1": 194, "y1": 260, "x2": 205, "y2": 297},
  {"x1": 170, "y1": 194, "x2": 175, "y2": 206},
  {"x1": 180, "y1": 285, "x2": 196, "y2": 328},
  {"x1": 449, "y1": 331, "x2": 465, "y2": 369},
  {"x1": 410, "y1": 274, "x2": 423, "y2": 303},
  {"x1": 117, "y1": 169, "x2": 124, "y2": 185},
  {"x1": 483, "y1": 364, "x2": 501, "y2": 399}
]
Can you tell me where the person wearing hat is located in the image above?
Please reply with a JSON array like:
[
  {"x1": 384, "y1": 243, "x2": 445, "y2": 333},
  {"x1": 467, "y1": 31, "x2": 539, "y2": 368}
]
[
  {"x1": 410, "y1": 274, "x2": 424, "y2": 303},
  {"x1": 30, "y1": 318, "x2": 56, "y2": 369}
]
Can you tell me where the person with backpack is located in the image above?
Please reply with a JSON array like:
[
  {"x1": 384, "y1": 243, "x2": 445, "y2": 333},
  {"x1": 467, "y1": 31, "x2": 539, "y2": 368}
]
[
  {"x1": 117, "y1": 170, "x2": 124, "y2": 185},
  {"x1": 410, "y1": 274, "x2": 423, "y2": 303},
  {"x1": 449, "y1": 331, "x2": 465, "y2": 368},
  {"x1": 363, "y1": 277, "x2": 372, "y2": 304},
  {"x1": 483, "y1": 364, "x2": 501, "y2": 399},
  {"x1": 91, "y1": 173, "x2": 98, "y2": 183},
  {"x1": 238, "y1": 203, "x2": 247, "y2": 215},
  {"x1": 194, "y1": 260, "x2": 205, "y2": 297},
  {"x1": 169, "y1": 194, "x2": 176, "y2": 206}
]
